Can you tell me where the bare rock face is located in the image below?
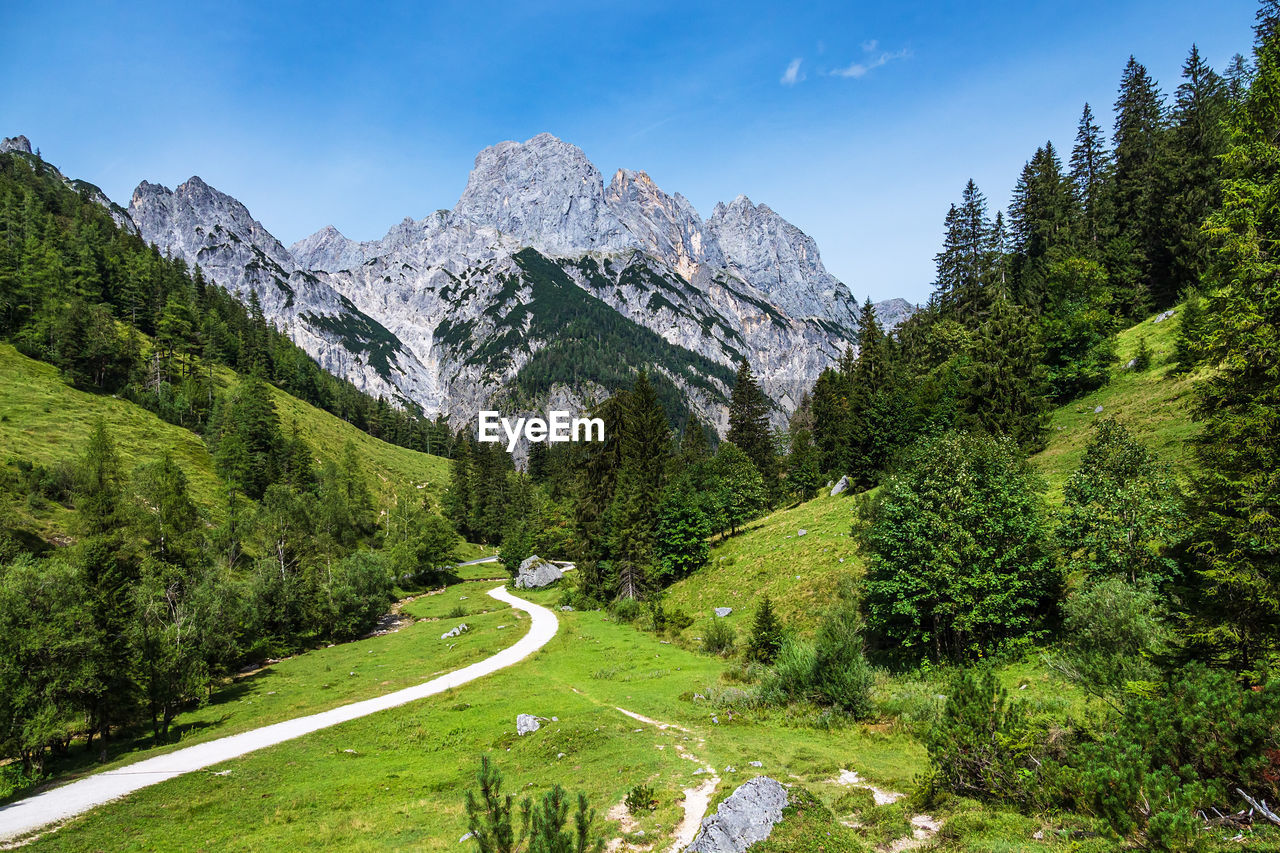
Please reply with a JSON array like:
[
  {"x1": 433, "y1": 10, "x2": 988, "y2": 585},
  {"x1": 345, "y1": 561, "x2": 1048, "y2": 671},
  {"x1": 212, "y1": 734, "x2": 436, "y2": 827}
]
[
  {"x1": 706, "y1": 195, "x2": 858, "y2": 329},
  {"x1": 1, "y1": 135, "x2": 32, "y2": 154},
  {"x1": 686, "y1": 776, "x2": 789, "y2": 853},
  {"x1": 455, "y1": 133, "x2": 638, "y2": 256},
  {"x1": 128, "y1": 177, "x2": 436, "y2": 408},
  {"x1": 605, "y1": 168, "x2": 723, "y2": 282}
]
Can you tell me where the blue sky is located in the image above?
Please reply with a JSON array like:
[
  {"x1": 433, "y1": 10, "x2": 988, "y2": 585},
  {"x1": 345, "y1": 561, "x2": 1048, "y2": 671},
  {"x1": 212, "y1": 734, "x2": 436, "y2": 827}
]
[{"x1": 1, "y1": 1, "x2": 1255, "y2": 304}]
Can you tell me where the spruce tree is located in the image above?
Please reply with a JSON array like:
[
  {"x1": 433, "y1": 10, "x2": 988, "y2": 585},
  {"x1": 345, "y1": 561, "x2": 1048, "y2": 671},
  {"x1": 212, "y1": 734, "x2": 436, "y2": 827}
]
[
  {"x1": 1009, "y1": 142, "x2": 1078, "y2": 306},
  {"x1": 606, "y1": 370, "x2": 671, "y2": 599},
  {"x1": 747, "y1": 596, "x2": 784, "y2": 664},
  {"x1": 1069, "y1": 103, "x2": 1113, "y2": 256},
  {"x1": 1109, "y1": 56, "x2": 1168, "y2": 315},
  {"x1": 1163, "y1": 45, "x2": 1230, "y2": 304},
  {"x1": 726, "y1": 360, "x2": 776, "y2": 488},
  {"x1": 1184, "y1": 15, "x2": 1280, "y2": 676}
]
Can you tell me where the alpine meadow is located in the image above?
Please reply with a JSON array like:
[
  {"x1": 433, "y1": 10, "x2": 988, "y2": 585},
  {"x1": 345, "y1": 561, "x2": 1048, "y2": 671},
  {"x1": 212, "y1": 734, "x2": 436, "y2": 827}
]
[{"x1": 1, "y1": 2, "x2": 1279, "y2": 851}]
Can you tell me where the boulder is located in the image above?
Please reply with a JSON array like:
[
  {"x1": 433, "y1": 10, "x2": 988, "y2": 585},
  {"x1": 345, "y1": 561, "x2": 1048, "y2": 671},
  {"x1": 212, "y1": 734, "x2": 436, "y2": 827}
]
[
  {"x1": 714, "y1": 607, "x2": 733, "y2": 618},
  {"x1": 514, "y1": 555, "x2": 563, "y2": 589},
  {"x1": 686, "y1": 776, "x2": 789, "y2": 853},
  {"x1": 797, "y1": 529, "x2": 807, "y2": 537},
  {"x1": 441, "y1": 623, "x2": 469, "y2": 639},
  {"x1": 1094, "y1": 405, "x2": 1104, "y2": 414},
  {"x1": 516, "y1": 714, "x2": 541, "y2": 736},
  {"x1": 1153, "y1": 309, "x2": 1177, "y2": 323},
  {"x1": 830, "y1": 475, "x2": 850, "y2": 497}
]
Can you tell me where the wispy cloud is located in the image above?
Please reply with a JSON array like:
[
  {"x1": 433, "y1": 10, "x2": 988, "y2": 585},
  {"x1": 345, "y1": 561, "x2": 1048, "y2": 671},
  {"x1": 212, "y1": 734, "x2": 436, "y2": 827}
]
[
  {"x1": 780, "y1": 57, "x2": 805, "y2": 86},
  {"x1": 830, "y1": 42, "x2": 911, "y2": 79}
]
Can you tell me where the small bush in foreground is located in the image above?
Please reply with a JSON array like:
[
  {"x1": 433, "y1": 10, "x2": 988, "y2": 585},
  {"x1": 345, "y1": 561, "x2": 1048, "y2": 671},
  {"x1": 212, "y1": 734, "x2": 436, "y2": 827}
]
[{"x1": 464, "y1": 755, "x2": 604, "y2": 853}]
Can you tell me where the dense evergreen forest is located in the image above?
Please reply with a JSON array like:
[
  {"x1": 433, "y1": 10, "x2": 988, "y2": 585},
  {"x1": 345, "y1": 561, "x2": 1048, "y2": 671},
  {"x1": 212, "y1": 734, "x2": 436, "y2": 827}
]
[{"x1": 443, "y1": 7, "x2": 1280, "y2": 848}]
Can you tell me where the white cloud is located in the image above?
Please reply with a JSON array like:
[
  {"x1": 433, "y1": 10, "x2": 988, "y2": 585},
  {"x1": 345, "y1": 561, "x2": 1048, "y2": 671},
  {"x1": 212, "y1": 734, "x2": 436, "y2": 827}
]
[
  {"x1": 829, "y1": 45, "x2": 910, "y2": 79},
  {"x1": 780, "y1": 57, "x2": 805, "y2": 86}
]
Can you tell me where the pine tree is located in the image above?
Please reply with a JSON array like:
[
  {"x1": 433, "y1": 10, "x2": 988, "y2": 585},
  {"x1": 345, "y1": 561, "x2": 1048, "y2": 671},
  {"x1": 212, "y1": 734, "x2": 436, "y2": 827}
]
[
  {"x1": 78, "y1": 418, "x2": 123, "y2": 537},
  {"x1": 726, "y1": 360, "x2": 776, "y2": 489},
  {"x1": 1163, "y1": 45, "x2": 1230, "y2": 304},
  {"x1": 786, "y1": 427, "x2": 822, "y2": 501},
  {"x1": 1070, "y1": 103, "x2": 1113, "y2": 256},
  {"x1": 1109, "y1": 56, "x2": 1168, "y2": 315},
  {"x1": 961, "y1": 300, "x2": 1050, "y2": 451}
]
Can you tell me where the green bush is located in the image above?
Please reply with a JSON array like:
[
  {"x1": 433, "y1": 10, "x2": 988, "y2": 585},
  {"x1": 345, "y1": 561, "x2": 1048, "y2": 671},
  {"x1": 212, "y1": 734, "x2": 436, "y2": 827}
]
[
  {"x1": 701, "y1": 618, "x2": 736, "y2": 656},
  {"x1": 861, "y1": 430, "x2": 1058, "y2": 665},
  {"x1": 464, "y1": 755, "x2": 604, "y2": 853},
  {"x1": 625, "y1": 783, "x2": 657, "y2": 814},
  {"x1": 1064, "y1": 665, "x2": 1280, "y2": 849},
  {"x1": 809, "y1": 604, "x2": 874, "y2": 718},
  {"x1": 1053, "y1": 576, "x2": 1170, "y2": 703},
  {"x1": 609, "y1": 598, "x2": 641, "y2": 623},
  {"x1": 923, "y1": 667, "x2": 1044, "y2": 807}
]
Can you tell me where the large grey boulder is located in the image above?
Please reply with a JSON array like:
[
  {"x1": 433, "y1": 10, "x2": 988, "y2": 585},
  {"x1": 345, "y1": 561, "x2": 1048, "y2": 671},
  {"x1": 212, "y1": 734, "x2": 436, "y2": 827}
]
[
  {"x1": 686, "y1": 776, "x2": 789, "y2": 852},
  {"x1": 830, "y1": 475, "x2": 850, "y2": 497},
  {"x1": 714, "y1": 607, "x2": 733, "y2": 618},
  {"x1": 514, "y1": 555, "x2": 563, "y2": 589},
  {"x1": 516, "y1": 714, "x2": 541, "y2": 736}
]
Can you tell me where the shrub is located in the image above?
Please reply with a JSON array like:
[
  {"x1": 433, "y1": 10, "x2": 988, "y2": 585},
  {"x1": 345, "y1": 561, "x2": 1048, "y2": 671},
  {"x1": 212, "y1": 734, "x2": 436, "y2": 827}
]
[
  {"x1": 447, "y1": 604, "x2": 467, "y2": 620},
  {"x1": 809, "y1": 604, "x2": 874, "y2": 718},
  {"x1": 1065, "y1": 665, "x2": 1280, "y2": 849},
  {"x1": 609, "y1": 597, "x2": 641, "y2": 623},
  {"x1": 923, "y1": 668, "x2": 1043, "y2": 807},
  {"x1": 464, "y1": 755, "x2": 604, "y2": 853},
  {"x1": 625, "y1": 783, "x2": 657, "y2": 814},
  {"x1": 861, "y1": 431, "x2": 1057, "y2": 665},
  {"x1": 1052, "y1": 576, "x2": 1170, "y2": 704},
  {"x1": 702, "y1": 618, "x2": 736, "y2": 656}
]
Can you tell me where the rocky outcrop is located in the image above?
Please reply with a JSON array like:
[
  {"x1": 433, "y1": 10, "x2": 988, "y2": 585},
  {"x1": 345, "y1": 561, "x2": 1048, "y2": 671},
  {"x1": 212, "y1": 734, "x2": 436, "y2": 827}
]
[
  {"x1": 455, "y1": 133, "x2": 638, "y2": 255},
  {"x1": 1, "y1": 135, "x2": 31, "y2": 154},
  {"x1": 514, "y1": 555, "x2": 562, "y2": 589},
  {"x1": 686, "y1": 776, "x2": 789, "y2": 853},
  {"x1": 129, "y1": 177, "x2": 435, "y2": 407},
  {"x1": 706, "y1": 195, "x2": 858, "y2": 329}
]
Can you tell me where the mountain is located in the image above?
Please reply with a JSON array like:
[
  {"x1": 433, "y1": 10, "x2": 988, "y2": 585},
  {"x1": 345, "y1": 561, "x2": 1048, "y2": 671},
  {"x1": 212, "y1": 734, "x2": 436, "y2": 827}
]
[{"x1": 125, "y1": 133, "x2": 914, "y2": 431}]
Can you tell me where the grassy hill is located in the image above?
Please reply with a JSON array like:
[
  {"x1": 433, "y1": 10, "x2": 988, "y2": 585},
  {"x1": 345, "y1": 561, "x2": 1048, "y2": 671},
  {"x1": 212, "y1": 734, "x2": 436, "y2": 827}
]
[
  {"x1": 1032, "y1": 307, "x2": 1201, "y2": 499},
  {"x1": 666, "y1": 307, "x2": 1203, "y2": 639},
  {"x1": 0, "y1": 343, "x2": 451, "y2": 544}
]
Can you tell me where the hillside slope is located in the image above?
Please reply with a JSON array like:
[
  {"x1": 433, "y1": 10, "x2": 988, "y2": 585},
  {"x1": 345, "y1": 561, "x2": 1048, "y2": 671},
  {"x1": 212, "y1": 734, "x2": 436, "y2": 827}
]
[
  {"x1": 666, "y1": 308, "x2": 1202, "y2": 635},
  {"x1": 0, "y1": 343, "x2": 450, "y2": 543}
]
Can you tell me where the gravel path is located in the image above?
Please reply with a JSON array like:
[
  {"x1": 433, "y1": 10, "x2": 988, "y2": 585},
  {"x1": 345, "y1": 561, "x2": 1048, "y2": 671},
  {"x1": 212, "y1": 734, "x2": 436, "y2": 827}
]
[{"x1": 0, "y1": 585, "x2": 557, "y2": 844}]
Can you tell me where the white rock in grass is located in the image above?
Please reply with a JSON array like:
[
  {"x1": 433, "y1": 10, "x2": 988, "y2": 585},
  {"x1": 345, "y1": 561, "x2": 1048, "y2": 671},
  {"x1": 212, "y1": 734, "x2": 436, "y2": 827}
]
[{"x1": 517, "y1": 714, "x2": 541, "y2": 736}]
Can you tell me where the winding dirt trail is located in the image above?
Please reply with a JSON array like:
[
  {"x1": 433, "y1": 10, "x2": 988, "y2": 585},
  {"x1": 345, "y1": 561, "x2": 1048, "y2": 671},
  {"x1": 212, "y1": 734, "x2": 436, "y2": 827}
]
[
  {"x1": 612, "y1": 707, "x2": 719, "y2": 853},
  {"x1": 0, "y1": 586, "x2": 558, "y2": 845}
]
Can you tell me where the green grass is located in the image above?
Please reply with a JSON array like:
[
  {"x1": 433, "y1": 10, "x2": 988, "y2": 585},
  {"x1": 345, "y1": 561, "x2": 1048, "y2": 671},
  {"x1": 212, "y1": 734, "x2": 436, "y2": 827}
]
[
  {"x1": 0, "y1": 343, "x2": 453, "y2": 541},
  {"x1": 1032, "y1": 309, "x2": 1201, "y2": 500},
  {"x1": 25, "y1": 589, "x2": 930, "y2": 852},
  {"x1": 663, "y1": 492, "x2": 862, "y2": 638}
]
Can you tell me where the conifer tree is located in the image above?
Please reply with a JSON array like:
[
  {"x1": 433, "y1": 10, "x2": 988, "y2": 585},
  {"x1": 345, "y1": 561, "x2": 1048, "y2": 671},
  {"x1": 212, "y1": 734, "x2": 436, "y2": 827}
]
[
  {"x1": 1009, "y1": 142, "x2": 1078, "y2": 306},
  {"x1": 1109, "y1": 56, "x2": 1168, "y2": 315},
  {"x1": 1069, "y1": 103, "x2": 1113, "y2": 255},
  {"x1": 1185, "y1": 13, "x2": 1280, "y2": 676},
  {"x1": 1163, "y1": 45, "x2": 1230, "y2": 303},
  {"x1": 747, "y1": 596, "x2": 784, "y2": 664},
  {"x1": 726, "y1": 360, "x2": 776, "y2": 489}
]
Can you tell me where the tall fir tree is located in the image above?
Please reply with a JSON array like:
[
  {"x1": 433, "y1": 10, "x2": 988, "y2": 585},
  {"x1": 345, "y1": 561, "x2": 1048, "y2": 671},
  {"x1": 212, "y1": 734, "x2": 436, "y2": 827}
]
[
  {"x1": 1008, "y1": 142, "x2": 1078, "y2": 307},
  {"x1": 1109, "y1": 56, "x2": 1168, "y2": 315},
  {"x1": 1163, "y1": 45, "x2": 1230, "y2": 303},
  {"x1": 726, "y1": 360, "x2": 776, "y2": 490},
  {"x1": 1069, "y1": 103, "x2": 1113, "y2": 256}
]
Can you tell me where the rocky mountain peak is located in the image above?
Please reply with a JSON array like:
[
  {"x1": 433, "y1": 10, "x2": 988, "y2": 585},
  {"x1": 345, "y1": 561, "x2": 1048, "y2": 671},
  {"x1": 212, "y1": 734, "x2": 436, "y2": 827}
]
[
  {"x1": 605, "y1": 167, "x2": 723, "y2": 283},
  {"x1": 706, "y1": 193, "x2": 856, "y2": 326},
  {"x1": 453, "y1": 133, "x2": 638, "y2": 255},
  {"x1": 1, "y1": 135, "x2": 32, "y2": 155}
]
